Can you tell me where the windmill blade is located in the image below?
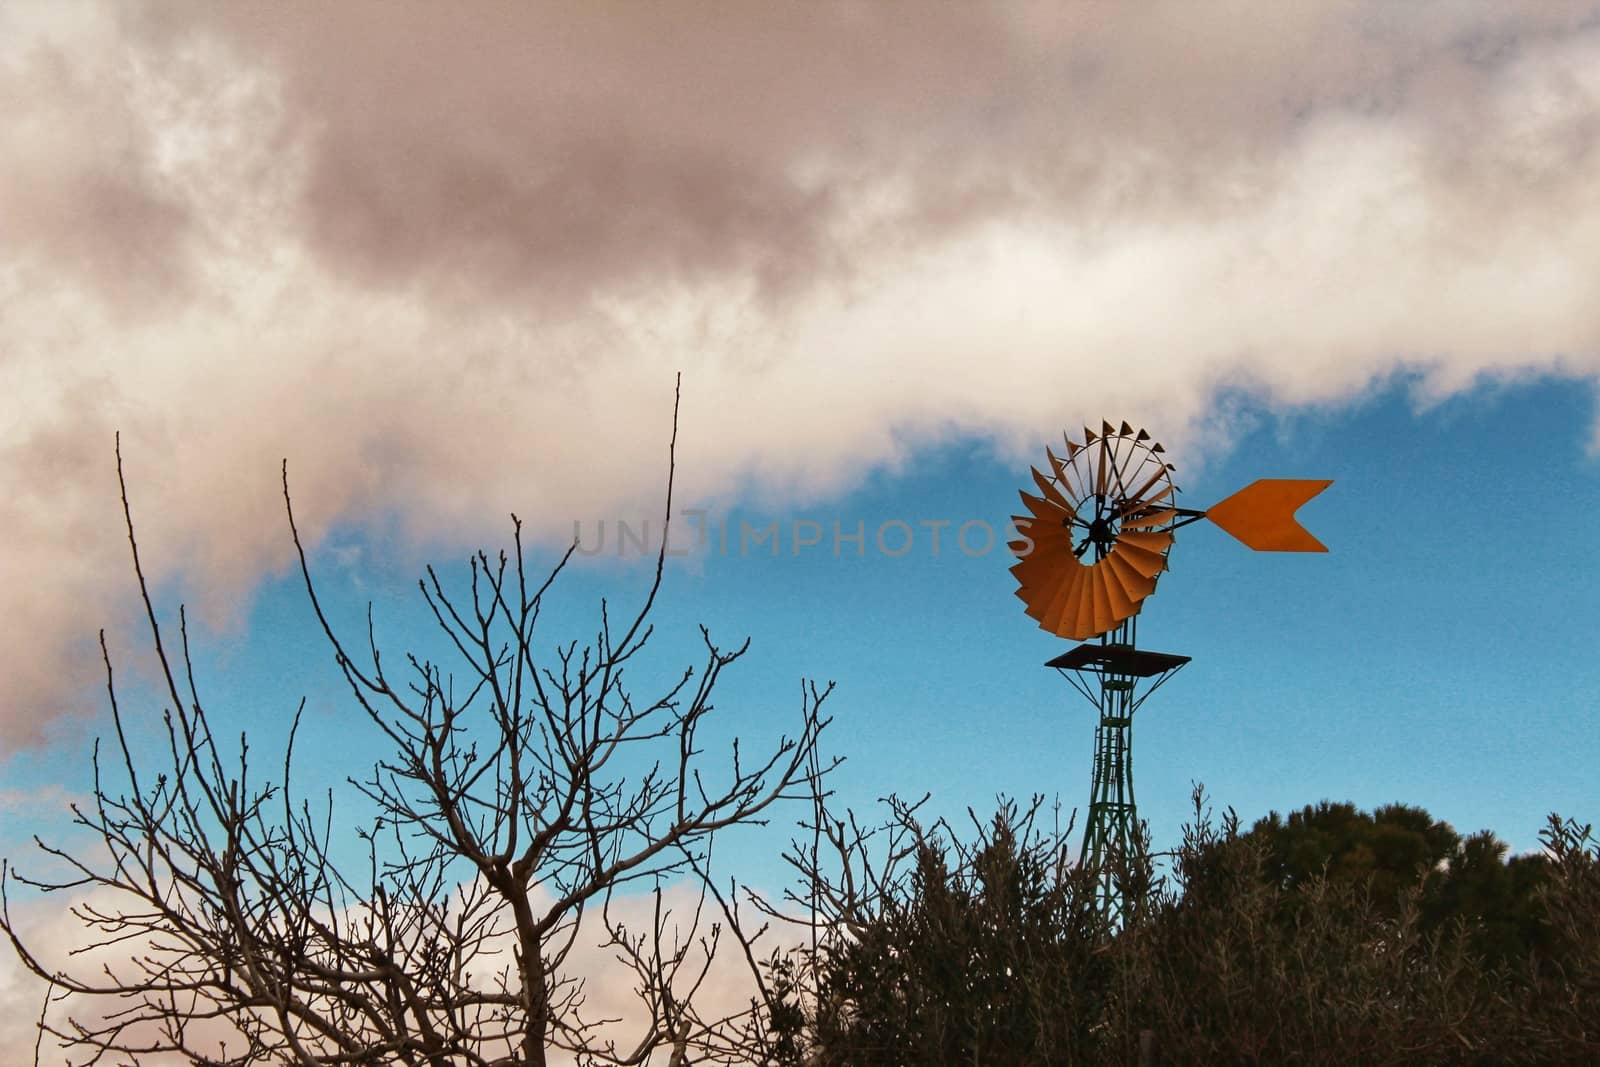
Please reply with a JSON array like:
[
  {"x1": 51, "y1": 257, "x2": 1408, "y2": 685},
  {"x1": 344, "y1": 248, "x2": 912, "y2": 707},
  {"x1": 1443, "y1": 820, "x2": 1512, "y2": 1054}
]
[
  {"x1": 1012, "y1": 516, "x2": 1079, "y2": 567},
  {"x1": 1117, "y1": 482, "x2": 1175, "y2": 515},
  {"x1": 1098, "y1": 565, "x2": 1135, "y2": 624},
  {"x1": 1034, "y1": 562, "x2": 1081, "y2": 634},
  {"x1": 1117, "y1": 464, "x2": 1172, "y2": 511},
  {"x1": 1017, "y1": 524, "x2": 1081, "y2": 560},
  {"x1": 1042, "y1": 566, "x2": 1089, "y2": 634},
  {"x1": 1031, "y1": 466, "x2": 1073, "y2": 512},
  {"x1": 1103, "y1": 549, "x2": 1157, "y2": 600},
  {"x1": 1018, "y1": 490, "x2": 1067, "y2": 523},
  {"x1": 1095, "y1": 433, "x2": 1114, "y2": 495},
  {"x1": 1088, "y1": 569, "x2": 1115, "y2": 636},
  {"x1": 1008, "y1": 514, "x2": 1053, "y2": 554},
  {"x1": 1012, "y1": 531, "x2": 1072, "y2": 571},
  {"x1": 1205, "y1": 479, "x2": 1334, "y2": 552},
  {"x1": 1013, "y1": 521, "x2": 1086, "y2": 628},
  {"x1": 1048, "y1": 449, "x2": 1087, "y2": 505},
  {"x1": 1108, "y1": 540, "x2": 1166, "y2": 581},
  {"x1": 1018, "y1": 552, "x2": 1076, "y2": 629},
  {"x1": 1105, "y1": 431, "x2": 1141, "y2": 500},
  {"x1": 1120, "y1": 507, "x2": 1178, "y2": 531},
  {"x1": 1072, "y1": 564, "x2": 1099, "y2": 637},
  {"x1": 1116, "y1": 529, "x2": 1174, "y2": 557},
  {"x1": 1015, "y1": 573, "x2": 1050, "y2": 620}
]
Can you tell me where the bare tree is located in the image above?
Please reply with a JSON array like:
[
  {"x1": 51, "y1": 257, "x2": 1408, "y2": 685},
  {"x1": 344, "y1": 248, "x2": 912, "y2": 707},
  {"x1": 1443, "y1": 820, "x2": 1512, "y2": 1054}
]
[{"x1": 2, "y1": 383, "x2": 833, "y2": 1066}]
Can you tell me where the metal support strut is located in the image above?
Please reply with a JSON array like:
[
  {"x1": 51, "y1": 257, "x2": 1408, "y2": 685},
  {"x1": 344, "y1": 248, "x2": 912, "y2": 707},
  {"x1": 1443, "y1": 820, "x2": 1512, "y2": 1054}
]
[{"x1": 1048, "y1": 616, "x2": 1189, "y2": 925}]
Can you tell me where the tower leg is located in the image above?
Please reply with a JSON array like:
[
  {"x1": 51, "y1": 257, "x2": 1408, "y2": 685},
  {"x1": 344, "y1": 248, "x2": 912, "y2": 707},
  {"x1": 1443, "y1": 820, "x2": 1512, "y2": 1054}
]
[{"x1": 1082, "y1": 668, "x2": 1137, "y2": 924}]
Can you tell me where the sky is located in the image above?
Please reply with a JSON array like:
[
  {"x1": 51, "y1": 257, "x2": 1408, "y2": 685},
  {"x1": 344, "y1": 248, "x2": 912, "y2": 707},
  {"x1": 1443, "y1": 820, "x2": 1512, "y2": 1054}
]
[{"x1": 4, "y1": 1, "x2": 1600, "y2": 1039}]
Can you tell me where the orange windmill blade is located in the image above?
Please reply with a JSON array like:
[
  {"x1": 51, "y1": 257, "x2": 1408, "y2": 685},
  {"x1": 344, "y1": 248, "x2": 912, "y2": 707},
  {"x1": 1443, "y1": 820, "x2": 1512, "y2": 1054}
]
[{"x1": 1010, "y1": 424, "x2": 1332, "y2": 641}]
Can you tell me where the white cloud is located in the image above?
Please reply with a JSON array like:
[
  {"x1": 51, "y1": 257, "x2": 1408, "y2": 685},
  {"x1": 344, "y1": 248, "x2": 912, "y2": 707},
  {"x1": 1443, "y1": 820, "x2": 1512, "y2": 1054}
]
[
  {"x1": 0, "y1": 877, "x2": 775, "y2": 1065},
  {"x1": 3, "y1": 2, "x2": 1600, "y2": 745}
]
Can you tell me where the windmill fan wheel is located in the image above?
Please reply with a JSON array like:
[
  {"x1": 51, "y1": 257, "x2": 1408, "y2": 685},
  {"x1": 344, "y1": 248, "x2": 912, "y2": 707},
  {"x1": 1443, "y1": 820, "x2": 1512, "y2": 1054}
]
[{"x1": 1010, "y1": 420, "x2": 1177, "y2": 640}]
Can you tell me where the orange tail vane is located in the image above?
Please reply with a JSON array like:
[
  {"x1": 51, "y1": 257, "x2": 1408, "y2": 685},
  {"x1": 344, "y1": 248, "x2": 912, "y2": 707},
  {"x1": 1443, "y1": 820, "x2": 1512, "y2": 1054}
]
[{"x1": 1205, "y1": 478, "x2": 1334, "y2": 552}]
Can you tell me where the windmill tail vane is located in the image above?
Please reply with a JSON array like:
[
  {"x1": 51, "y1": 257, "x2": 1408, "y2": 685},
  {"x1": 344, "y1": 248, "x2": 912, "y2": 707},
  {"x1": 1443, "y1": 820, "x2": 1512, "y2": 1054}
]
[{"x1": 1205, "y1": 478, "x2": 1333, "y2": 552}]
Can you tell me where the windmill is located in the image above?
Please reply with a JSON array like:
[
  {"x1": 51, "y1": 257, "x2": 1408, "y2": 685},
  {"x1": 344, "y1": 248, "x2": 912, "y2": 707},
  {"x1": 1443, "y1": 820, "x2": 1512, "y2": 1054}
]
[{"x1": 1009, "y1": 419, "x2": 1331, "y2": 921}]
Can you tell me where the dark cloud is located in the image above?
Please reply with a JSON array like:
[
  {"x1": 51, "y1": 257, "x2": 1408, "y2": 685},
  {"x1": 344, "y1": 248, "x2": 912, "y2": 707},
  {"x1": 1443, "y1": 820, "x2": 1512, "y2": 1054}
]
[
  {"x1": 0, "y1": 16, "x2": 193, "y2": 308},
  {"x1": 130, "y1": 5, "x2": 1600, "y2": 301},
  {"x1": 3, "y1": 2, "x2": 1600, "y2": 747}
]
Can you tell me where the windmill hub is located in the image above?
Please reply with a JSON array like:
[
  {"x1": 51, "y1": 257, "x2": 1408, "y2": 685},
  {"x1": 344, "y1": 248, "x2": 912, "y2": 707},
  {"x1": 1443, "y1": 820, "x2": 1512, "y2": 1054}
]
[{"x1": 1086, "y1": 510, "x2": 1117, "y2": 550}]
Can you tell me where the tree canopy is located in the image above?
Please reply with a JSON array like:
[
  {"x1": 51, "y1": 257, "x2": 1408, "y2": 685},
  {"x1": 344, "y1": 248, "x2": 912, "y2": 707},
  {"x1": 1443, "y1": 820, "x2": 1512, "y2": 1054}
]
[{"x1": 772, "y1": 791, "x2": 1600, "y2": 1066}]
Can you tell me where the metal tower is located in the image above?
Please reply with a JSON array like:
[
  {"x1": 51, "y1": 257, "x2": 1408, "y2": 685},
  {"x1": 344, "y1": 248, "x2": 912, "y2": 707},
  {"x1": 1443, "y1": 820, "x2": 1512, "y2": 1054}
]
[{"x1": 1048, "y1": 618, "x2": 1188, "y2": 924}]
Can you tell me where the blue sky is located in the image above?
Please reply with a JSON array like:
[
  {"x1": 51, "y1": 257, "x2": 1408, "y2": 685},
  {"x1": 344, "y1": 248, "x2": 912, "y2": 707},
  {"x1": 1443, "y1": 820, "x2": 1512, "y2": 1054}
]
[
  {"x1": 8, "y1": 373, "x2": 1594, "y2": 893},
  {"x1": 5, "y1": 1, "x2": 1600, "y2": 949}
]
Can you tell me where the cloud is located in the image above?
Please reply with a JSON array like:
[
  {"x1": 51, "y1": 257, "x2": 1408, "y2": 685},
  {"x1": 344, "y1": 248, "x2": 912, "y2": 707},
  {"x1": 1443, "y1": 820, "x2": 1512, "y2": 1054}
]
[
  {"x1": 0, "y1": 876, "x2": 776, "y2": 1065},
  {"x1": 3, "y1": 2, "x2": 1600, "y2": 746}
]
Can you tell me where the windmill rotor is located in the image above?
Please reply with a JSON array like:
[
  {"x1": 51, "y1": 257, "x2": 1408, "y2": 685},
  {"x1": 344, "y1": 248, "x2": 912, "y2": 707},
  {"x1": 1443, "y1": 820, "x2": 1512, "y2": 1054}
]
[{"x1": 1010, "y1": 422, "x2": 1179, "y2": 641}]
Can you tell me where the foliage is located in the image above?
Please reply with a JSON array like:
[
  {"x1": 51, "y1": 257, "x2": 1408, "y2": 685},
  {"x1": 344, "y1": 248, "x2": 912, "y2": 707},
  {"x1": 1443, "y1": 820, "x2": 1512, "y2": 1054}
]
[
  {"x1": 800, "y1": 802, "x2": 1108, "y2": 1065},
  {"x1": 1245, "y1": 800, "x2": 1553, "y2": 964},
  {"x1": 1520, "y1": 815, "x2": 1600, "y2": 1057},
  {"x1": 773, "y1": 790, "x2": 1600, "y2": 1066}
]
